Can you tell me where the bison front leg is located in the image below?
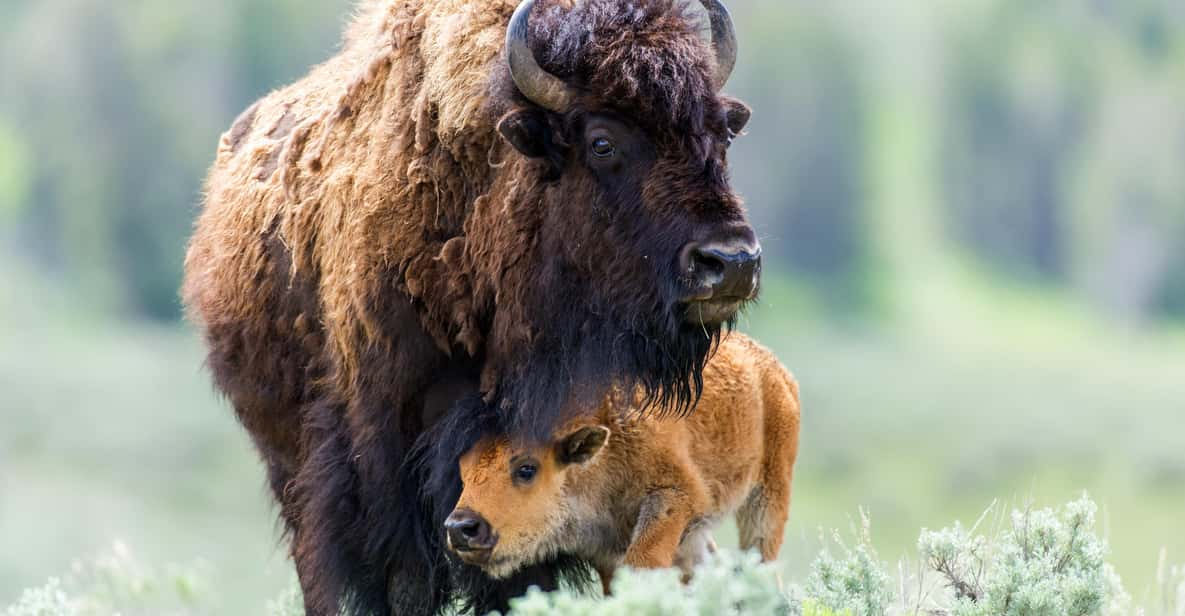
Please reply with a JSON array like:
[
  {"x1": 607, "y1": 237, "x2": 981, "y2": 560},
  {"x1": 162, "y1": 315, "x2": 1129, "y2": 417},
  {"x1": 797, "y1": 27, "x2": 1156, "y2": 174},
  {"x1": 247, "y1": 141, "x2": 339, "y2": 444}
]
[
  {"x1": 596, "y1": 564, "x2": 615, "y2": 597},
  {"x1": 673, "y1": 525, "x2": 716, "y2": 581},
  {"x1": 623, "y1": 489, "x2": 697, "y2": 571}
]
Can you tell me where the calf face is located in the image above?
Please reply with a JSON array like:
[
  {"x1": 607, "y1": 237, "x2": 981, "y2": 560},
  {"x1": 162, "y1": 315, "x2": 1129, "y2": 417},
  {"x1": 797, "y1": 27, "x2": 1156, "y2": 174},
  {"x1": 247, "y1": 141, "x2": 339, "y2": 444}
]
[{"x1": 447, "y1": 425, "x2": 610, "y2": 579}]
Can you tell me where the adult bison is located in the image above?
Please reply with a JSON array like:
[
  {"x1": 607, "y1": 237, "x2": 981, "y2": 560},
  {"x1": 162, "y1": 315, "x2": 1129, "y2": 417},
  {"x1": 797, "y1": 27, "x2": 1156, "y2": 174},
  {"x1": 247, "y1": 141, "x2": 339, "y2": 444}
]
[{"x1": 182, "y1": 0, "x2": 759, "y2": 614}]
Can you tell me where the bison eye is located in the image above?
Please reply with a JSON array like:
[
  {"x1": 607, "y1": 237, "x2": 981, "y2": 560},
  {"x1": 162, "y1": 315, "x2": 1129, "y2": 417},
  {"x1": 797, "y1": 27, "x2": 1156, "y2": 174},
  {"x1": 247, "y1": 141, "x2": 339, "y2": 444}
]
[
  {"x1": 514, "y1": 463, "x2": 538, "y2": 484},
  {"x1": 590, "y1": 137, "x2": 615, "y2": 159}
]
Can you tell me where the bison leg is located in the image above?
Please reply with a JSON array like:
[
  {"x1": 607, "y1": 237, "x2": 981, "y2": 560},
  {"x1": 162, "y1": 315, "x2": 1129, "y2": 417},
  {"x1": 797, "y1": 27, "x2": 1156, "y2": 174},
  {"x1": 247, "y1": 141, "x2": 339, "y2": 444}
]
[
  {"x1": 595, "y1": 565, "x2": 615, "y2": 596},
  {"x1": 736, "y1": 419, "x2": 796, "y2": 561},
  {"x1": 736, "y1": 487, "x2": 786, "y2": 562},
  {"x1": 673, "y1": 525, "x2": 716, "y2": 581},
  {"x1": 623, "y1": 488, "x2": 697, "y2": 571},
  {"x1": 737, "y1": 366, "x2": 800, "y2": 563},
  {"x1": 736, "y1": 447, "x2": 794, "y2": 562}
]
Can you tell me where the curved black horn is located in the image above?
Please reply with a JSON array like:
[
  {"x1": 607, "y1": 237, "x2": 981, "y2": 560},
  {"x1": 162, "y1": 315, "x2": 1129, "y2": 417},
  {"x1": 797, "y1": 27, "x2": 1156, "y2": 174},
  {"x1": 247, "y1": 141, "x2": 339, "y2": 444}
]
[
  {"x1": 700, "y1": 0, "x2": 738, "y2": 89},
  {"x1": 506, "y1": 0, "x2": 575, "y2": 112}
]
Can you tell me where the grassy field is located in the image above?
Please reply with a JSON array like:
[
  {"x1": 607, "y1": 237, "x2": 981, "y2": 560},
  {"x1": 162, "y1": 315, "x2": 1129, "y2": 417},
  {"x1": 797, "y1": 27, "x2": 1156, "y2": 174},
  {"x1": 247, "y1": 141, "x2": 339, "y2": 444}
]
[
  {"x1": 0, "y1": 272, "x2": 292, "y2": 611},
  {"x1": 2, "y1": 269, "x2": 1183, "y2": 612}
]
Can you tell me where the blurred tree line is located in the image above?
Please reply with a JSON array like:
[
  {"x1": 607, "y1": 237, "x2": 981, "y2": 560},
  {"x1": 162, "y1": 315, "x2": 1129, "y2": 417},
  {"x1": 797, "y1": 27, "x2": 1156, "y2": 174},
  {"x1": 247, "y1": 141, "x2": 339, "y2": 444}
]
[
  {"x1": 1, "y1": 0, "x2": 1182, "y2": 325},
  {"x1": 0, "y1": 0, "x2": 343, "y2": 319}
]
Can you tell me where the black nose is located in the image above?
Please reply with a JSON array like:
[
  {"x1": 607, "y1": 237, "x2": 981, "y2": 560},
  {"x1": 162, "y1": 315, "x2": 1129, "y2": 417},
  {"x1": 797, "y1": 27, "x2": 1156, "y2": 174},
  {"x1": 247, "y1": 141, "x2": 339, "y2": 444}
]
[
  {"x1": 445, "y1": 509, "x2": 496, "y2": 551},
  {"x1": 680, "y1": 232, "x2": 762, "y2": 302}
]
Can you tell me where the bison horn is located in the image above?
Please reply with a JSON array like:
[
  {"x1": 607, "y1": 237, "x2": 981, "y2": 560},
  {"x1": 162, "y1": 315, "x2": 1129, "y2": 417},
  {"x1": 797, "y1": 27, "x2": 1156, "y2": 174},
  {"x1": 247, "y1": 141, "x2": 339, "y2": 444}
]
[
  {"x1": 506, "y1": 0, "x2": 576, "y2": 112},
  {"x1": 700, "y1": 0, "x2": 738, "y2": 89}
]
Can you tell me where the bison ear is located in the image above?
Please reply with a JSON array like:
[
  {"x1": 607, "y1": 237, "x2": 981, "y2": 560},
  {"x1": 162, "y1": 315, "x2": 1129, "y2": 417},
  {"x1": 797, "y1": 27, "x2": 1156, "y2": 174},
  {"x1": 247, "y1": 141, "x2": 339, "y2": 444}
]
[
  {"x1": 498, "y1": 109, "x2": 554, "y2": 159},
  {"x1": 723, "y1": 98, "x2": 752, "y2": 137},
  {"x1": 557, "y1": 425, "x2": 610, "y2": 466}
]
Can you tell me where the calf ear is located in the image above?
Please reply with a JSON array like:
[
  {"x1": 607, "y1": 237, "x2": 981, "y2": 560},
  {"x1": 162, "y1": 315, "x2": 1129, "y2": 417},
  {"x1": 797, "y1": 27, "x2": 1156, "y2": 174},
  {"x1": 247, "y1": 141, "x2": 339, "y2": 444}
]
[
  {"x1": 498, "y1": 108, "x2": 553, "y2": 159},
  {"x1": 557, "y1": 426, "x2": 610, "y2": 465}
]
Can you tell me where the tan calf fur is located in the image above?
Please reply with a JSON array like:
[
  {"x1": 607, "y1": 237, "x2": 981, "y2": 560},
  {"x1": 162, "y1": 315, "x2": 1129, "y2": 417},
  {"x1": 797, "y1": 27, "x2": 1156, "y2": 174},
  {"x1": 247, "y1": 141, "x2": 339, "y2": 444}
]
[{"x1": 447, "y1": 333, "x2": 800, "y2": 587}]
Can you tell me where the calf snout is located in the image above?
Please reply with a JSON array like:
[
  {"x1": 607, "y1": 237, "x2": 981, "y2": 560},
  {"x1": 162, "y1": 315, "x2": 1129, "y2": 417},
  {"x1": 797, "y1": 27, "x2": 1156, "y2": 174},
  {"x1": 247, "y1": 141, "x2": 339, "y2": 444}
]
[{"x1": 445, "y1": 508, "x2": 497, "y2": 558}]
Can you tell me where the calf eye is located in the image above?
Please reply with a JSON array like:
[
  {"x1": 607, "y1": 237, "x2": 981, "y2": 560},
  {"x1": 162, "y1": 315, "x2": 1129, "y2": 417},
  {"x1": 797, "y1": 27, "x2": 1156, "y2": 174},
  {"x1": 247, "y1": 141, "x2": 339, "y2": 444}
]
[
  {"x1": 590, "y1": 137, "x2": 615, "y2": 159},
  {"x1": 514, "y1": 463, "x2": 538, "y2": 483}
]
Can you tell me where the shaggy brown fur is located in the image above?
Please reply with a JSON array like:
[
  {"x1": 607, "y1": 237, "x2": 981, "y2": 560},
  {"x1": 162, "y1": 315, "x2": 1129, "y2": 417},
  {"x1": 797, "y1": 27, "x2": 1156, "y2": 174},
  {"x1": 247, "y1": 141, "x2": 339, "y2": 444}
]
[
  {"x1": 449, "y1": 333, "x2": 800, "y2": 589},
  {"x1": 182, "y1": 1, "x2": 757, "y2": 614}
]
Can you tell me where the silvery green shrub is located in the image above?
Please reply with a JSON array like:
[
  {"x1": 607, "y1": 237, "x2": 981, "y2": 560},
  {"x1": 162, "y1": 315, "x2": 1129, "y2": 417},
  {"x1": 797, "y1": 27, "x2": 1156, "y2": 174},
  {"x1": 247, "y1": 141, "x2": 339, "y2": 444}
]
[
  {"x1": 800, "y1": 600, "x2": 852, "y2": 616},
  {"x1": 803, "y1": 511, "x2": 893, "y2": 616},
  {"x1": 507, "y1": 496, "x2": 1132, "y2": 616},
  {"x1": 264, "y1": 580, "x2": 305, "y2": 616},
  {"x1": 504, "y1": 550, "x2": 791, "y2": 616},
  {"x1": 5, "y1": 497, "x2": 1173, "y2": 616},
  {"x1": 916, "y1": 496, "x2": 1124, "y2": 616},
  {"x1": 1154, "y1": 553, "x2": 1185, "y2": 616},
  {"x1": 4, "y1": 579, "x2": 80, "y2": 616},
  {"x1": 3, "y1": 542, "x2": 210, "y2": 616}
]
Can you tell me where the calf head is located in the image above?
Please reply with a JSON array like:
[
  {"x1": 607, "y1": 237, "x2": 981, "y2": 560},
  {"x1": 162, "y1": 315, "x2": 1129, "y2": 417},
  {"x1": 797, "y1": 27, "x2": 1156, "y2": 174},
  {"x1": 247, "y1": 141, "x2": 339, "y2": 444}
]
[{"x1": 446, "y1": 424, "x2": 611, "y2": 579}]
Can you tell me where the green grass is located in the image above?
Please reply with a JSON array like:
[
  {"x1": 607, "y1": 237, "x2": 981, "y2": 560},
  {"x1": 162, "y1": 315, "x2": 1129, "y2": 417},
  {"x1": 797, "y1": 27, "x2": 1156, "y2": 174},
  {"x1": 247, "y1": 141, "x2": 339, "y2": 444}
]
[
  {"x1": 0, "y1": 267, "x2": 288, "y2": 613},
  {"x1": 2, "y1": 268, "x2": 1183, "y2": 611}
]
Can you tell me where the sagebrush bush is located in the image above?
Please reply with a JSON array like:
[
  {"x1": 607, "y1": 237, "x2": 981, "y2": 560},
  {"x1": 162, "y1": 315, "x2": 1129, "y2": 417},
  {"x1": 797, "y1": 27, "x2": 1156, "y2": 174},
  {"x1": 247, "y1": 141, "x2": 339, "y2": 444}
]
[
  {"x1": 265, "y1": 579, "x2": 306, "y2": 616},
  {"x1": 512, "y1": 496, "x2": 1138, "y2": 616},
  {"x1": 915, "y1": 496, "x2": 1126, "y2": 616},
  {"x1": 5, "y1": 497, "x2": 1178, "y2": 616},
  {"x1": 504, "y1": 550, "x2": 791, "y2": 616},
  {"x1": 800, "y1": 600, "x2": 852, "y2": 616},
  {"x1": 803, "y1": 511, "x2": 893, "y2": 616},
  {"x1": 5, "y1": 579, "x2": 78, "y2": 616},
  {"x1": 1154, "y1": 551, "x2": 1185, "y2": 616},
  {"x1": 3, "y1": 542, "x2": 210, "y2": 616}
]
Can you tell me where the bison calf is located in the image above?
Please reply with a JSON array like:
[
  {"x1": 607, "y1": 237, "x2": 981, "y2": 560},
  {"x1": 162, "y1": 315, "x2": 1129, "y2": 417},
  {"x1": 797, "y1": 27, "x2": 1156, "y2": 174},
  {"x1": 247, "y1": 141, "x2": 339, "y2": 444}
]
[{"x1": 445, "y1": 333, "x2": 800, "y2": 588}]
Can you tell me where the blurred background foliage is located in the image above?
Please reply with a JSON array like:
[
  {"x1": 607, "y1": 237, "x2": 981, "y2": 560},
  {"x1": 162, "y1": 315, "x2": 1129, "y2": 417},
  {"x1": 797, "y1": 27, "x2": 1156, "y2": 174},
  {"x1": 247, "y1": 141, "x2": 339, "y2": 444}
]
[{"x1": 1, "y1": 0, "x2": 1183, "y2": 612}]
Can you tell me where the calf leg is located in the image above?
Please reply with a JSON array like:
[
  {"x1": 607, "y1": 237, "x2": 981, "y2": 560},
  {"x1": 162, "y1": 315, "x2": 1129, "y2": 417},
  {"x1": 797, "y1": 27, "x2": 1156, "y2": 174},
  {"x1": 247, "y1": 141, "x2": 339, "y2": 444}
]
[
  {"x1": 737, "y1": 363, "x2": 800, "y2": 562},
  {"x1": 736, "y1": 486, "x2": 787, "y2": 562},
  {"x1": 623, "y1": 489, "x2": 696, "y2": 570},
  {"x1": 673, "y1": 525, "x2": 716, "y2": 582}
]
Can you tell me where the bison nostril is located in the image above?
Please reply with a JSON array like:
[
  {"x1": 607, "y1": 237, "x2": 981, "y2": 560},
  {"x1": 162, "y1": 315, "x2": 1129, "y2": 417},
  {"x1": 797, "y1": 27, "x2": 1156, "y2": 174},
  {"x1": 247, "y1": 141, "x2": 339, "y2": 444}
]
[
  {"x1": 458, "y1": 520, "x2": 481, "y2": 538},
  {"x1": 445, "y1": 510, "x2": 494, "y2": 551},
  {"x1": 691, "y1": 248, "x2": 728, "y2": 281},
  {"x1": 682, "y1": 242, "x2": 761, "y2": 299}
]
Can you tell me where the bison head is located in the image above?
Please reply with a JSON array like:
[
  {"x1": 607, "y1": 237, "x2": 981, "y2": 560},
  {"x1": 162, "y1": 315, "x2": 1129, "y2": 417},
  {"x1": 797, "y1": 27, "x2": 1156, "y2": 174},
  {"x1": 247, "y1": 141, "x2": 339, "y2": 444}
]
[{"x1": 474, "y1": 0, "x2": 758, "y2": 437}]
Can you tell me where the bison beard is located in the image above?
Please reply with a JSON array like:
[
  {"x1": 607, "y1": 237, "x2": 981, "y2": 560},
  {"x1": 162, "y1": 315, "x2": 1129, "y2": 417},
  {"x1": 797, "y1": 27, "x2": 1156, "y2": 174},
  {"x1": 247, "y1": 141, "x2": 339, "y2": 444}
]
[
  {"x1": 495, "y1": 218, "x2": 727, "y2": 440},
  {"x1": 182, "y1": 1, "x2": 754, "y2": 614}
]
